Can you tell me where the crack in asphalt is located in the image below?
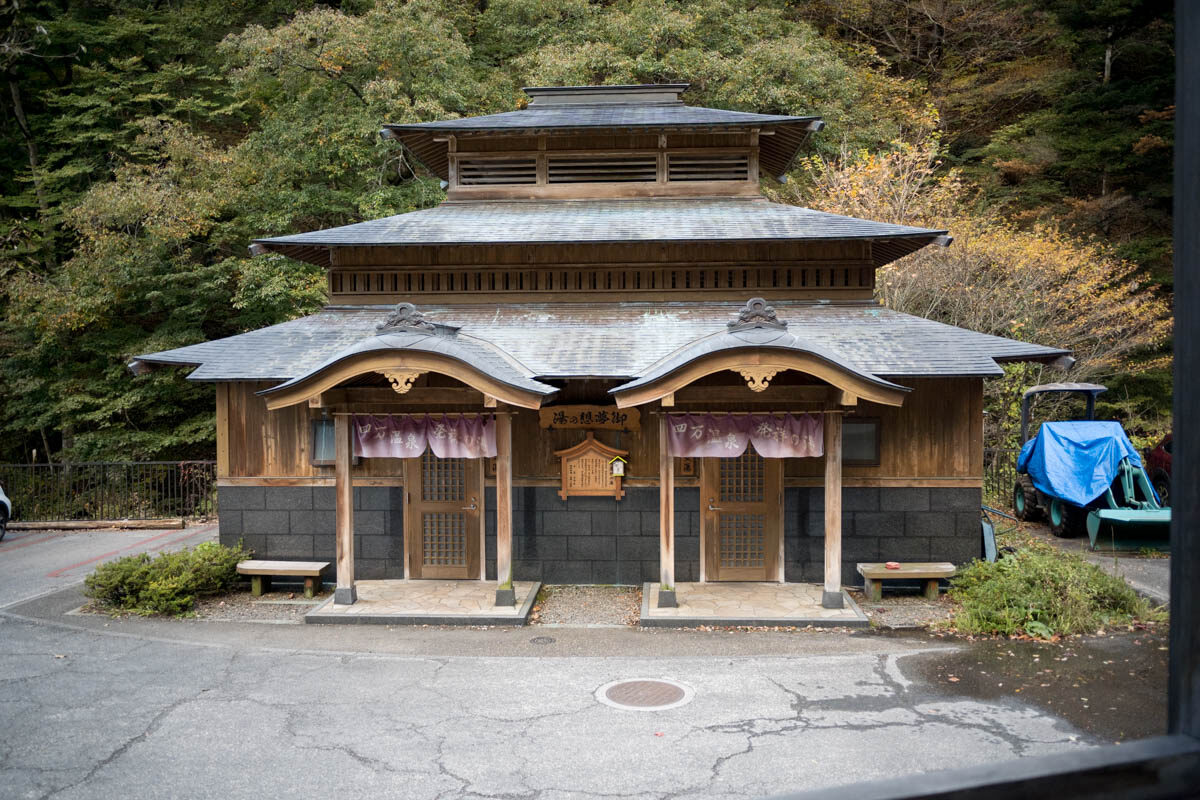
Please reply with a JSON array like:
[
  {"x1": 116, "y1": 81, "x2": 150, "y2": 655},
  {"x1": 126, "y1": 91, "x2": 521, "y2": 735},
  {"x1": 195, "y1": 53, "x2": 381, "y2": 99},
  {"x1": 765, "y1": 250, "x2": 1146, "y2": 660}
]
[
  {"x1": 40, "y1": 685, "x2": 212, "y2": 800},
  {"x1": 1, "y1": 614, "x2": 1092, "y2": 800}
]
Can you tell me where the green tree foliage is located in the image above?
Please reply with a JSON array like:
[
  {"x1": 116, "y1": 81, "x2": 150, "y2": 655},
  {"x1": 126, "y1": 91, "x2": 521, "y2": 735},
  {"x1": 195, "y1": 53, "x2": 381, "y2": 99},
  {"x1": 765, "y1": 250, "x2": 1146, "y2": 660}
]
[
  {"x1": 798, "y1": 0, "x2": 1175, "y2": 282},
  {"x1": 0, "y1": 0, "x2": 1176, "y2": 462}
]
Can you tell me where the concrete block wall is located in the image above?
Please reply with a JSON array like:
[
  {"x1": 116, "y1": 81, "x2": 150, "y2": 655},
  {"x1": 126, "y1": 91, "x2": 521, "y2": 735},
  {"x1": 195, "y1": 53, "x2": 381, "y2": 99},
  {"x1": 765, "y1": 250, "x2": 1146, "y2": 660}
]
[
  {"x1": 487, "y1": 487, "x2": 700, "y2": 585},
  {"x1": 219, "y1": 484, "x2": 980, "y2": 586},
  {"x1": 783, "y1": 487, "x2": 982, "y2": 585},
  {"x1": 217, "y1": 486, "x2": 404, "y2": 580}
]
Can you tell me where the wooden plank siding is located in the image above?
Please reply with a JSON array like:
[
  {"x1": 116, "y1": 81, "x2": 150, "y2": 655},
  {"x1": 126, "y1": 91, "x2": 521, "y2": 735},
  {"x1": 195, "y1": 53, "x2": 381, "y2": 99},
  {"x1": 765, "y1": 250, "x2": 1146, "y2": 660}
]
[{"x1": 218, "y1": 377, "x2": 983, "y2": 488}]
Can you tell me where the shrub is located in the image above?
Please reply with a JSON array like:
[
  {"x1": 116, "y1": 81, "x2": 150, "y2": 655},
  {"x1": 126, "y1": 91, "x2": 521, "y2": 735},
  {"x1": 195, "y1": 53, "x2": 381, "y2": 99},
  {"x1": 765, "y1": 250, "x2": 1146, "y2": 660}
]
[
  {"x1": 84, "y1": 540, "x2": 251, "y2": 616},
  {"x1": 949, "y1": 541, "x2": 1154, "y2": 638}
]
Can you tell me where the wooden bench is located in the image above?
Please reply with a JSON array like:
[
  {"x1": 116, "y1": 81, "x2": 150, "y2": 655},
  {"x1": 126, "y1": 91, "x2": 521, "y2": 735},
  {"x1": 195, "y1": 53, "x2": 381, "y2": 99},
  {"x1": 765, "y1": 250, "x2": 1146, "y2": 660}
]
[
  {"x1": 857, "y1": 562, "x2": 956, "y2": 601},
  {"x1": 237, "y1": 560, "x2": 329, "y2": 598}
]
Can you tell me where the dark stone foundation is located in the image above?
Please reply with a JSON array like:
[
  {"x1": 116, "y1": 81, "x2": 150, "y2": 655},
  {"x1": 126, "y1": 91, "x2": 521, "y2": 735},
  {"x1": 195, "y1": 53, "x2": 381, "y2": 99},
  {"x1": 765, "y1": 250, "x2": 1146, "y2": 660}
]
[{"x1": 217, "y1": 485, "x2": 981, "y2": 585}]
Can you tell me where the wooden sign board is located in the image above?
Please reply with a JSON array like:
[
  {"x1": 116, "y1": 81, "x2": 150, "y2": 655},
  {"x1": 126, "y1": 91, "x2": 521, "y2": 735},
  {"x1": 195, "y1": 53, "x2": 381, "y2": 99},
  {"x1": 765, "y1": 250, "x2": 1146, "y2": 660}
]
[
  {"x1": 539, "y1": 406, "x2": 640, "y2": 431},
  {"x1": 553, "y1": 432, "x2": 628, "y2": 501}
]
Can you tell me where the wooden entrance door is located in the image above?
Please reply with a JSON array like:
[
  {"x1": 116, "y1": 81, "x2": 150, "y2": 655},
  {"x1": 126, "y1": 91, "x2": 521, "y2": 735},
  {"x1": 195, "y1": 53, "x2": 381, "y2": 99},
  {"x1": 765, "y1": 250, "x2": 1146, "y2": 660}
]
[
  {"x1": 406, "y1": 451, "x2": 482, "y2": 579},
  {"x1": 701, "y1": 450, "x2": 782, "y2": 581}
]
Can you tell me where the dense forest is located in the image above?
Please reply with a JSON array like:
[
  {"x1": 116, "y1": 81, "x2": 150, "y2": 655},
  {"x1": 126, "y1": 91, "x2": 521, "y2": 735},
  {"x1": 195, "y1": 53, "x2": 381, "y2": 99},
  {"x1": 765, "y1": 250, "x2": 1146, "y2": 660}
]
[{"x1": 0, "y1": 0, "x2": 1174, "y2": 463}]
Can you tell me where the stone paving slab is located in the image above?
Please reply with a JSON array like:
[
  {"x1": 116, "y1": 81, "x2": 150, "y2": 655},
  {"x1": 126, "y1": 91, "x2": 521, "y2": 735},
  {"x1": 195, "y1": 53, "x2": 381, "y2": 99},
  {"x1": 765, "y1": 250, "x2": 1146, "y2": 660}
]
[
  {"x1": 640, "y1": 582, "x2": 868, "y2": 628},
  {"x1": 305, "y1": 579, "x2": 539, "y2": 625}
]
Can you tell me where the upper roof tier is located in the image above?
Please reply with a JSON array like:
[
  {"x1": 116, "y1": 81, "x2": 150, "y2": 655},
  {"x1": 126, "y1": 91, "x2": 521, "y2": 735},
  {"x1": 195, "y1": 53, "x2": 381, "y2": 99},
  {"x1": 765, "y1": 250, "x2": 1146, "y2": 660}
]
[
  {"x1": 383, "y1": 83, "x2": 823, "y2": 182},
  {"x1": 252, "y1": 198, "x2": 946, "y2": 269}
]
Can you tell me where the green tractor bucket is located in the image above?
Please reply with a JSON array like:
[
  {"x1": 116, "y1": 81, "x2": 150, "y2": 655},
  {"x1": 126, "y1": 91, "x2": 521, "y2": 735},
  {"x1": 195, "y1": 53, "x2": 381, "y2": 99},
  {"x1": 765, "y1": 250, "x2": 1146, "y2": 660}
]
[
  {"x1": 1086, "y1": 508, "x2": 1171, "y2": 551},
  {"x1": 1084, "y1": 458, "x2": 1171, "y2": 551}
]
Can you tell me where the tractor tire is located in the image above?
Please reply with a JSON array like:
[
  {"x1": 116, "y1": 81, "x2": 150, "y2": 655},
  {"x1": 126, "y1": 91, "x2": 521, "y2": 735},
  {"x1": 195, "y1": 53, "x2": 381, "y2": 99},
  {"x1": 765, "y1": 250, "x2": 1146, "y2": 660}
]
[
  {"x1": 1013, "y1": 478, "x2": 1040, "y2": 521},
  {"x1": 1049, "y1": 498, "x2": 1084, "y2": 538},
  {"x1": 1152, "y1": 472, "x2": 1170, "y2": 508}
]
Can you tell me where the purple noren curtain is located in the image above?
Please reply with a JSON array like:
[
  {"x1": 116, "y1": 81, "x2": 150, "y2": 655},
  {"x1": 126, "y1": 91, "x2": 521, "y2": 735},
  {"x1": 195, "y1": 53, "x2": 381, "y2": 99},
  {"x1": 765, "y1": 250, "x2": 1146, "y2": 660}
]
[
  {"x1": 352, "y1": 415, "x2": 497, "y2": 459},
  {"x1": 665, "y1": 413, "x2": 823, "y2": 458}
]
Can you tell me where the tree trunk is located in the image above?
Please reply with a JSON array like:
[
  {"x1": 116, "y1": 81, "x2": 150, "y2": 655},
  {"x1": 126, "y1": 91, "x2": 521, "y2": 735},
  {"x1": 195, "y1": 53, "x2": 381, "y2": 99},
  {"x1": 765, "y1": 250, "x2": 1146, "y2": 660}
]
[
  {"x1": 7, "y1": 78, "x2": 48, "y2": 212},
  {"x1": 1103, "y1": 28, "x2": 1113, "y2": 85}
]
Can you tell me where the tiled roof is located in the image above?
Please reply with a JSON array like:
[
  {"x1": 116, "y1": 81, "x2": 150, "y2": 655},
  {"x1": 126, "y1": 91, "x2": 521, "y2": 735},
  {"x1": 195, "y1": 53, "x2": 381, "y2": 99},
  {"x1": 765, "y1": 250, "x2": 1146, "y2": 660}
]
[
  {"x1": 134, "y1": 301, "x2": 1068, "y2": 384},
  {"x1": 260, "y1": 326, "x2": 557, "y2": 398},
  {"x1": 609, "y1": 318, "x2": 912, "y2": 396},
  {"x1": 386, "y1": 104, "x2": 818, "y2": 132},
  {"x1": 254, "y1": 199, "x2": 945, "y2": 269}
]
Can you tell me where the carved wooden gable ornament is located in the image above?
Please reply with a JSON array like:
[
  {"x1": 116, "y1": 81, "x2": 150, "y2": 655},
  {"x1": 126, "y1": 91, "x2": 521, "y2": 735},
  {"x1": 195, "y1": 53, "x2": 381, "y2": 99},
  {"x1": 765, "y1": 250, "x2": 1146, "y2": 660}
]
[{"x1": 553, "y1": 432, "x2": 629, "y2": 501}]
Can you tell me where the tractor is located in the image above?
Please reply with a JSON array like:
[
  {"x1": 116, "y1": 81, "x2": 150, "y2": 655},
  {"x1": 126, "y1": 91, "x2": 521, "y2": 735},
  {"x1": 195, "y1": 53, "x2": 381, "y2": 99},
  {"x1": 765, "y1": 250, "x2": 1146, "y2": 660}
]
[{"x1": 1012, "y1": 383, "x2": 1170, "y2": 550}]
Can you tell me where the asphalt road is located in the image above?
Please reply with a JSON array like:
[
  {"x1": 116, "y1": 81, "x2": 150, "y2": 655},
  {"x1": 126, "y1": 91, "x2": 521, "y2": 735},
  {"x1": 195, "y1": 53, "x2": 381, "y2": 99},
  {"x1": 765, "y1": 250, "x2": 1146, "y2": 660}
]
[
  {"x1": 0, "y1": 527, "x2": 1119, "y2": 800},
  {"x1": 0, "y1": 524, "x2": 217, "y2": 610}
]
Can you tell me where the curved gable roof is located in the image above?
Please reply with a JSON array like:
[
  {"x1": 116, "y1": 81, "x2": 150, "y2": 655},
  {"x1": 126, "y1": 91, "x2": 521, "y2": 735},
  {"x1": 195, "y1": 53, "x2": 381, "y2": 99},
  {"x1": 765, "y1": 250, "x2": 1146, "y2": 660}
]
[
  {"x1": 255, "y1": 306, "x2": 557, "y2": 409},
  {"x1": 609, "y1": 299, "x2": 911, "y2": 407}
]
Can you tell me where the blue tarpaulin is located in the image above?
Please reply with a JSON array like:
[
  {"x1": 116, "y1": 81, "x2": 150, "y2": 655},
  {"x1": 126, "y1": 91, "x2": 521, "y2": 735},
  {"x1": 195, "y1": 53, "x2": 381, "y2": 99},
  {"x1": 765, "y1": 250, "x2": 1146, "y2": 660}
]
[{"x1": 1017, "y1": 421, "x2": 1143, "y2": 507}]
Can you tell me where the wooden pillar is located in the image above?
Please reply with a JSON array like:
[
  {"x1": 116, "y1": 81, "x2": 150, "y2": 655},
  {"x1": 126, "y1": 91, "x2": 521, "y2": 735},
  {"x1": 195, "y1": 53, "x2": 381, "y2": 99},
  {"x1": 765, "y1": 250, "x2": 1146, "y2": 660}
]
[
  {"x1": 823, "y1": 411, "x2": 844, "y2": 609},
  {"x1": 334, "y1": 413, "x2": 356, "y2": 605},
  {"x1": 495, "y1": 412, "x2": 515, "y2": 607},
  {"x1": 657, "y1": 413, "x2": 677, "y2": 608}
]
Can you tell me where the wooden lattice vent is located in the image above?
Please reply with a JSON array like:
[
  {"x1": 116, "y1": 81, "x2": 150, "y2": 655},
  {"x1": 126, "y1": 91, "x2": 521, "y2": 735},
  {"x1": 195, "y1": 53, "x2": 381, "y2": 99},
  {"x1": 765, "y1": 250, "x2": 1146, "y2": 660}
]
[{"x1": 329, "y1": 265, "x2": 875, "y2": 301}]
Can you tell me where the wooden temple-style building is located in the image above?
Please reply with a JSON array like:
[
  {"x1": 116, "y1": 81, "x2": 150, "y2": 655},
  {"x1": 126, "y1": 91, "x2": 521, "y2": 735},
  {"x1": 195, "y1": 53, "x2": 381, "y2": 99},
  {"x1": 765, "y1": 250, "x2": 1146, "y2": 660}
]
[{"x1": 134, "y1": 84, "x2": 1067, "y2": 615}]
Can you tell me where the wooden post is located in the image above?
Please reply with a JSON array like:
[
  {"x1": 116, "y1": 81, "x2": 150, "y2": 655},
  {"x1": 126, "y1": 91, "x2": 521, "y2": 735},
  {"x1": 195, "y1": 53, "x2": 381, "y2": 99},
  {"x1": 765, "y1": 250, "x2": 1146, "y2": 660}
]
[
  {"x1": 495, "y1": 412, "x2": 515, "y2": 606},
  {"x1": 658, "y1": 414, "x2": 677, "y2": 607},
  {"x1": 334, "y1": 413, "x2": 356, "y2": 605},
  {"x1": 823, "y1": 411, "x2": 844, "y2": 609}
]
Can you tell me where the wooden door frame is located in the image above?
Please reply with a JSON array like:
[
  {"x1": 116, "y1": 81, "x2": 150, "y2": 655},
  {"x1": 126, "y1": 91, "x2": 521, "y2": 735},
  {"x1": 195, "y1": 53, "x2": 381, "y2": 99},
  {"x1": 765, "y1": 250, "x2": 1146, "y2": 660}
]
[
  {"x1": 404, "y1": 453, "x2": 483, "y2": 580},
  {"x1": 700, "y1": 453, "x2": 784, "y2": 582}
]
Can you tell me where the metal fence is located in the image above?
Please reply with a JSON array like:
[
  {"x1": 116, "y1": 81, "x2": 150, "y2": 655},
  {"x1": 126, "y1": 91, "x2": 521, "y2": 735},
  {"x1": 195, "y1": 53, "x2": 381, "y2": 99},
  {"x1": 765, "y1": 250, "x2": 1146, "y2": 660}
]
[
  {"x1": 983, "y1": 448, "x2": 1020, "y2": 510},
  {"x1": 0, "y1": 461, "x2": 217, "y2": 522}
]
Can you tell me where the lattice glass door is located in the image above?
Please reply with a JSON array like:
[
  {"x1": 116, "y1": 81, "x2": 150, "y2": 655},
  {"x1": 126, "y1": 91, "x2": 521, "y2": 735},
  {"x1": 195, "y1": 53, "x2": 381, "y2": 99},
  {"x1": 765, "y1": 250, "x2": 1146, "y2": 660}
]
[
  {"x1": 701, "y1": 450, "x2": 782, "y2": 581},
  {"x1": 406, "y1": 451, "x2": 482, "y2": 579}
]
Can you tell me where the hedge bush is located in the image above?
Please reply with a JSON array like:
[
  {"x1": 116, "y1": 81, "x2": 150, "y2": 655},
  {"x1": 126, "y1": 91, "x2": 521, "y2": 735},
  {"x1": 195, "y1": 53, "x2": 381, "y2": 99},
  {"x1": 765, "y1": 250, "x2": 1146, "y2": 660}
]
[
  {"x1": 949, "y1": 541, "x2": 1155, "y2": 638},
  {"x1": 84, "y1": 540, "x2": 251, "y2": 616}
]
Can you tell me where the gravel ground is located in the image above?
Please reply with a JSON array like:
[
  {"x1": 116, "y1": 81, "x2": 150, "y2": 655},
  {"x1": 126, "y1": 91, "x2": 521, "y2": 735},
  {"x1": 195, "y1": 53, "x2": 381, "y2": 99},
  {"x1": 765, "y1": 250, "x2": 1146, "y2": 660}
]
[
  {"x1": 850, "y1": 590, "x2": 957, "y2": 629},
  {"x1": 78, "y1": 589, "x2": 326, "y2": 623},
  {"x1": 530, "y1": 584, "x2": 641, "y2": 626},
  {"x1": 192, "y1": 590, "x2": 327, "y2": 623}
]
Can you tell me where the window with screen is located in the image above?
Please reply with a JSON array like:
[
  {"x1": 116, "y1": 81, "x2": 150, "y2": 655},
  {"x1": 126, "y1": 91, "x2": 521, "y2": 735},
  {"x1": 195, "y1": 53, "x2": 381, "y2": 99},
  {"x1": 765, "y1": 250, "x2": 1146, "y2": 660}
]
[
  {"x1": 311, "y1": 418, "x2": 336, "y2": 466},
  {"x1": 843, "y1": 418, "x2": 880, "y2": 466}
]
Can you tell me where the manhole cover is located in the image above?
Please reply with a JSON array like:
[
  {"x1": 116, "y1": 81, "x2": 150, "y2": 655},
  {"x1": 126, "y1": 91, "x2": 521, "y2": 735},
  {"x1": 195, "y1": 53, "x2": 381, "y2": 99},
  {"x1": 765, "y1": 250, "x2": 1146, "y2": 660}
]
[
  {"x1": 530, "y1": 636, "x2": 556, "y2": 645},
  {"x1": 596, "y1": 678, "x2": 694, "y2": 711}
]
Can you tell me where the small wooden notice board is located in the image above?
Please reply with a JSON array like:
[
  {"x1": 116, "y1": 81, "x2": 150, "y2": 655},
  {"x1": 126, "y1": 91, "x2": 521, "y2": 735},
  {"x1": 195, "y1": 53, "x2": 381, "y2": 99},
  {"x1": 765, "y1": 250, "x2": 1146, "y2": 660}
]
[{"x1": 554, "y1": 432, "x2": 628, "y2": 501}]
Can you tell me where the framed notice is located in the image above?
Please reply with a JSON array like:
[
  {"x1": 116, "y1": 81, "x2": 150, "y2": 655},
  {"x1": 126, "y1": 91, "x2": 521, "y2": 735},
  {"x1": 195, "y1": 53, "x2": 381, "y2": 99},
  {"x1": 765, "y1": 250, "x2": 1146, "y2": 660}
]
[{"x1": 553, "y1": 433, "x2": 629, "y2": 501}]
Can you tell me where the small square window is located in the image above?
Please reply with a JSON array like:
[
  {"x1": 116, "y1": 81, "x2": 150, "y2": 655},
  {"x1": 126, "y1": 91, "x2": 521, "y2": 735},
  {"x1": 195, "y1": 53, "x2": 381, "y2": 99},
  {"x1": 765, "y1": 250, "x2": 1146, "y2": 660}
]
[
  {"x1": 310, "y1": 418, "x2": 359, "y2": 466},
  {"x1": 843, "y1": 419, "x2": 880, "y2": 466}
]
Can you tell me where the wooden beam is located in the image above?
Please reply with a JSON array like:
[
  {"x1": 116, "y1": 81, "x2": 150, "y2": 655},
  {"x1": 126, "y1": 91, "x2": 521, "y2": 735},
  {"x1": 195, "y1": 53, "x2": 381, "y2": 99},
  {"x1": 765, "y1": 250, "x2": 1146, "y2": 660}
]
[
  {"x1": 478, "y1": 456, "x2": 487, "y2": 581},
  {"x1": 657, "y1": 414, "x2": 677, "y2": 607},
  {"x1": 215, "y1": 383, "x2": 230, "y2": 479},
  {"x1": 823, "y1": 412, "x2": 844, "y2": 609},
  {"x1": 495, "y1": 412, "x2": 515, "y2": 606},
  {"x1": 317, "y1": 387, "x2": 485, "y2": 406},
  {"x1": 613, "y1": 352, "x2": 910, "y2": 409},
  {"x1": 673, "y1": 385, "x2": 837, "y2": 404},
  {"x1": 661, "y1": 392, "x2": 674, "y2": 407},
  {"x1": 262, "y1": 351, "x2": 549, "y2": 411},
  {"x1": 483, "y1": 394, "x2": 498, "y2": 408},
  {"x1": 333, "y1": 414, "x2": 356, "y2": 605}
]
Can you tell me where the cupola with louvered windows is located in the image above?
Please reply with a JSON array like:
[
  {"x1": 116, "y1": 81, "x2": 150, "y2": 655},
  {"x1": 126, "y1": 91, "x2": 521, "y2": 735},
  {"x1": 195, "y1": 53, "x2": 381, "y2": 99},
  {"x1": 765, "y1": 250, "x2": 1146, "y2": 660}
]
[{"x1": 444, "y1": 130, "x2": 760, "y2": 200}]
